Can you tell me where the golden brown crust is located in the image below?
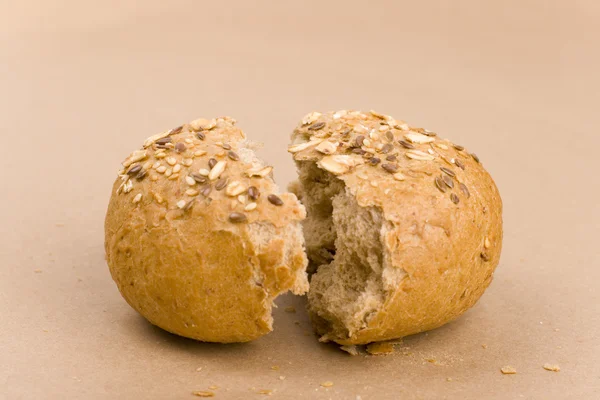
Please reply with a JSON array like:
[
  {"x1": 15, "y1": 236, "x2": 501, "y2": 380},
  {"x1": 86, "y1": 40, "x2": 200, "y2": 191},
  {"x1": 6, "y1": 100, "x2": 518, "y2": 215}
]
[
  {"x1": 291, "y1": 110, "x2": 503, "y2": 345},
  {"x1": 105, "y1": 117, "x2": 308, "y2": 343}
]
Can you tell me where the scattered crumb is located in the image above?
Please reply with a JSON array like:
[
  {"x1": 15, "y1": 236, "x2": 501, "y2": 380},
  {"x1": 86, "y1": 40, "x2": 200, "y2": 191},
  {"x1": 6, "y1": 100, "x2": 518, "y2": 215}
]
[
  {"x1": 320, "y1": 381, "x2": 334, "y2": 388},
  {"x1": 284, "y1": 306, "x2": 296, "y2": 313},
  {"x1": 425, "y1": 358, "x2": 441, "y2": 366},
  {"x1": 366, "y1": 341, "x2": 395, "y2": 355},
  {"x1": 270, "y1": 366, "x2": 279, "y2": 371},
  {"x1": 294, "y1": 321, "x2": 301, "y2": 325},
  {"x1": 55, "y1": 223, "x2": 65, "y2": 227},
  {"x1": 481, "y1": 344, "x2": 488, "y2": 349},
  {"x1": 340, "y1": 345, "x2": 359, "y2": 356},
  {"x1": 543, "y1": 364, "x2": 560, "y2": 372},
  {"x1": 42, "y1": 329, "x2": 49, "y2": 332},
  {"x1": 192, "y1": 391, "x2": 214, "y2": 397},
  {"x1": 279, "y1": 376, "x2": 285, "y2": 380},
  {"x1": 446, "y1": 378, "x2": 453, "y2": 382},
  {"x1": 196, "y1": 367, "x2": 203, "y2": 372},
  {"x1": 554, "y1": 328, "x2": 560, "y2": 332},
  {"x1": 501, "y1": 366, "x2": 517, "y2": 375},
  {"x1": 208, "y1": 386, "x2": 218, "y2": 390},
  {"x1": 256, "y1": 389, "x2": 273, "y2": 396},
  {"x1": 34, "y1": 269, "x2": 42, "y2": 273},
  {"x1": 303, "y1": 331, "x2": 311, "y2": 336}
]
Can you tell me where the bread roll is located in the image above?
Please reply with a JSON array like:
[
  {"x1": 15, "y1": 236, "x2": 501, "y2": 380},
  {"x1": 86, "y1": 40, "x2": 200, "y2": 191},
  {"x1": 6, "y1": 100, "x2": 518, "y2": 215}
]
[
  {"x1": 289, "y1": 110, "x2": 502, "y2": 345},
  {"x1": 105, "y1": 116, "x2": 308, "y2": 343}
]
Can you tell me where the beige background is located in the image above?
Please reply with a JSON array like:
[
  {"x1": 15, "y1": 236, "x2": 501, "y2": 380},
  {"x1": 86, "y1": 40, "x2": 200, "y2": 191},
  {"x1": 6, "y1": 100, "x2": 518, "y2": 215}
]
[{"x1": 1, "y1": 1, "x2": 599, "y2": 399}]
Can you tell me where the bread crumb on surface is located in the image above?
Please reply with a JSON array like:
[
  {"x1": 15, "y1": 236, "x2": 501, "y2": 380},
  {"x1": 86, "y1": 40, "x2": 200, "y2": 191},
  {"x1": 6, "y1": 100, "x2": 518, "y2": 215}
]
[
  {"x1": 543, "y1": 364, "x2": 560, "y2": 372},
  {"x1": 501, "y1": 366, "x2": 517, "y2": 375},
  {"x1": 256, "y1": 389, "x2": 273, "y2": 395},
  {"x1": 320, "y1": 381, "x2": 334, "y2": 388},
  {"x1": 279, "y1": 376, "x2": 285, "y2": 380},
  {"x1": 481, "y1": 344, "x2": 488, "y2": 349},
  {"x1": 366, "y1": 341, "x2": 396, "y2": 355},
  {"x1": 196, "y1": 367, "x2": 203, "y2": 372},
  {"x1": 340, "y1": 345, "x2": 359, "y2": 356},
  {"x1": 208, "y1": 386, "x2": 218, "y2": 390},
  {"x1": 34, "y1": 269, "x2": 43, "y2": 273},
  {"x1": 446, "y1": 377, "x2": 453, "y2": 382},
  {"x1": 192, "y1": 391, "x2": 214, "y2": 397},
  {"x1": 270, "y1": 365, "x2": 279, "y2": 371},
  {"x1": 284, "y1": 306, "x2": 296, "y2": 313}
]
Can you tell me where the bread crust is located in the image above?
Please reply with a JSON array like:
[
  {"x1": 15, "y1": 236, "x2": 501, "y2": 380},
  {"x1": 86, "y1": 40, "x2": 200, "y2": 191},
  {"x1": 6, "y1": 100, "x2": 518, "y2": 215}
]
[
  {"x1": 290, "y1": 110, "x2": 503, "y2": 345},
  {"x1": 105, "y1": 117, "x2": 308, "y2": 343}
]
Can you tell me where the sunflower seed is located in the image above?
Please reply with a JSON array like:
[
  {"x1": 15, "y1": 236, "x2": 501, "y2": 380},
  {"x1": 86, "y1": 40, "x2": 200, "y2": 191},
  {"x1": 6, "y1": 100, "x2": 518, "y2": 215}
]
[
  {"x1": 268, "y1": 194, "x2": 284, "y2": 206},
  {"x1": 208, "y1": 158, "x2": 217, "y2": 169},
  {"x1": 229, "y1": 212, "x2": 247, "y2": 223},
  {"x1": 222, "y1": 143, "x2": 232, "y2": 150},
  {"x1": 369, "y1": 157, "x2": 381, "y2": 165},
  {"x1": 136, "y1": 169, "x2": 147, "y2": 181},
  {"x1": 208, "y1": 161, "x2": 226, "y2": 180},
  {"x1": 454, "y1": 144, "x2": 465, "y2": 151},
  {"x1": 196, "y1": 131, "x2": 206, "y2": 140},
  {"x1": 471, "y1": 153, "x2": 480, "y2": 163},
  {"x1": 435, "y1": 176, "x2": 447, "y2": 193},
  {"x1": 352, "y1": 148, "x2": 366, "y2": 155},
  {"x1": 201, "y1": 185, "x2": 212, "y2": 197},
  {"x1": 355, "y1": 135, "x2": 365, "y2": 147},
  {"x1": 440, "y1": 167, "x2": 455, "y2": 177},
  {"x1": 183, "y1": 199, "x2": 195, "y2": 211},
  {"x1": 442, "y1": 174, "x2": 454, "y2": 188},
  {"x1": 406, "y1": 150, "x2": 435, "y2": 161},
  {"x1": 423, "y1": 129, "x2": 437, "y2": 137},
  {"x1": 398, "y1": 140, "x2": 415, "y2": 149},
  {"x1": 455, "y1": 159, "x2": 465, "y2": 170},
  {"x1": 248, "y1": 186, "x2": 260, "y2": 200},
  {"x1": 450, "y1": 193, "x2": 460, "y2": 204},
  {"x1": 156, "y1": 137, "x2": 172, "y2": 145},
  {"x1": 459, "y1": 183, "x2": 470, "y2": 198},
  {"x1": 405, "y1": 132, "x2": 435, "y2": 144},
  {"x1": 308, "y1": 121, "x2": 326, "y2": 131},
  {"x1": 386, "y1": 154, "x2": 397, "y2": 161},
  {"x1": 127, "y1": 164, "x2": 142, "y2": 175},
  {"x1": 385, "y1": 131, "x2": 394, "y2": 142}
]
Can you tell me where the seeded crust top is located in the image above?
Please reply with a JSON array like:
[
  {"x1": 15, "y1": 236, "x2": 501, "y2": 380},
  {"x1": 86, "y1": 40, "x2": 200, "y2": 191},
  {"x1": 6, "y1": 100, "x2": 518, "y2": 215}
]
[{"x1": 113, "y1": 116, "x2": 304, "y2": 227}]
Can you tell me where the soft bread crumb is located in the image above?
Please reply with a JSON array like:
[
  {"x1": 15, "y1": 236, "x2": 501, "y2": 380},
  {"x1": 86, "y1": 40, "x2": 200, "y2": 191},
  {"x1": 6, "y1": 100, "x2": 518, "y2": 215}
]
[
  {"x1": 500, "y1": 366, "x2": 517, "y2": 374},
  {"x1": 543, "y1": 364, "x2": 560, "y2": 372}
]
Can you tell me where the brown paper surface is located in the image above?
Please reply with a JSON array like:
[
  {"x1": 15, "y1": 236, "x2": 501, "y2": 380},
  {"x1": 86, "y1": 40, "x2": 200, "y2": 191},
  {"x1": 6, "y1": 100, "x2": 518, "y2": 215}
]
[{"x1": 1, "y1": 1, "x2": 598, "y2": 399}]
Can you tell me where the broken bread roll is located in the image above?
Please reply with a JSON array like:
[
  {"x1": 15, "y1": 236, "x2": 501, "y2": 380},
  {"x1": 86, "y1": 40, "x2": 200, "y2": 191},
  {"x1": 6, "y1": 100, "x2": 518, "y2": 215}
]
[
  {"x1": 290, "y1": 110, "x2": 502, "y2": 345},
  {"x1": 105, "y1": 116, "x2": 308, "y2": 343}
]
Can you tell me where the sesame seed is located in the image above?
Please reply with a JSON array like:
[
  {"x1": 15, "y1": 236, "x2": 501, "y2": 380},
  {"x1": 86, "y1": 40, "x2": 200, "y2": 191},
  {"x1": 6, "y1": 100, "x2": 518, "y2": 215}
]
[
  {"x1": 153, "y1": 192, "x2": 163, "y2": 203},
  {"x1": 459, "y1": 183, "x2": 470, "y2": 198},
  {"x1": 227, "y1": 151, "x2": 240, "y2": 161},
  {"x1": 341, "y1": 128, "x2": 352, "y2": 135},
  {"x1": 196, "y1": 132, "x2": 206, "y2": 140},
  {"x1": 363, "y1": 138, "x2": 371, "y2": 147},
  {"x1": 225, "y1": 181, "x2": 247, "y2": 196},
  {"x1": 175, "y1": 142, "x2": 186, "y2": 153},
  {"x1": 150, "y1": 175, "x2": 158, "y2": 181},
  {"x1": 308, "y1": 121, "x2": 326, "y2": 131},
  {"x1": 386, "y1": 154, "x2": 397, "y2": 161},
  {"x1": 200, "y1": 185, "x2": 212, "y2": 197},
  {"x1": 165, "y1": 168, "x2": 173, "y2": 177},
  {"x1": 215, "y1": 178, "x2": 228, "y2": 191},
  {"x1": 455, "y1": 159, "x2": 465, "y2": 170},
  {"x1": 183, "y1": 158, "x2": 193, "y2": 167},
  {"x1": 156, "y1": 166, "x2": 167, "y2": 174},
  {"x1": 186, "y1": 176, "x2": 196, "y2": 186},
  {"x1": 198, "y1": 168, "x2": 210, "y2": 176},
  {"x1": 435, "y1": 176, "x2": 447, "y2": 193},
  {"x1": 166, "y1": 157, "x2": 177, "y2": 166},
  {"x1": 442, "y1": 175, "x2": 454, "y2": 188},
  {"x1": 167, "y1": 173, "x2": 179, "y2": 180},
  {"x1": 132, "y1": 193, "x2": 142, "y2": 204},
  {"x1": 435, "y1": 143, "x2": 449, "y2": 150},
  {"x1": 268, "y1": 194, "x2": 284, "y2": 206},
  {"x1": 380, "y1": 144, "x2": 393, "y2": 154},
  {"x1": 399, "y1": 140, "x2": 415, "y2": 149},
  {"x1": 382, "y1": 163, "x2": 399, "y2": 173},
  {"x1": 484, "y1": 237, "x2": 491, "y2": 248},
  {"x1": 154, "y1": 152, "x2": 166, "y2": 159},
  {"x1": 142, "y1": 161, "x2": 153, "y2": 170},
  {"x1": 152, "y1": 162, "x2": 161, "y2": 170},
  {"x1": 471, "y1": 153, "x2": 480, "y2": 163},
  {"x1": 185, "y1": 138, "x2": 193, "y2": 144},
  {"x1": 245, "y1": 202, "x2": 257, "y2": 211},
  {"x1": 193, "y1": 150, "x2": 207, "y2": 158},
  {"x1": 185, "y1": 189, "x2": 199, "y2": 196},
  {"x1": 321, "y1": 381, "x2": 334, "y2": 388},
  {"x1": 369, "y1": 157, "x2": 381, "y2": 165},
  {"x1": 177, "y1": 200, "x2": 187, "y2": 209},
  {"x1": 393, "y1": 172, "x2": 406, "y2": 181},
  {"x1": 155, "y1": 137, "x2": 172, "y2": 145},
  {"x1": 453, "y1": 144, "x2": 465, "y2": 151},
  {"x1": 229, "y1": 212, "x2": 247, "y2": 223},
  {"x1": 248, "y1": 186, "x2": 260, "y2": 200},
  {"x1": 450, "y1": 193, "x2": 460, "y2": 204},
  {"x1": 370, "y1": 181, "x2": 378, "y2": 187},
  {"x1": 172, "y1": 164, "x2": 181, "y2": 173},
  {"x1": 208, "y1": 158, "x2": 217, "y2": 169},
  {"x1": 440, "y1": 167, "x2": 455, "y2": 177},
  {"x1": 237, "y1": 194, "x2": 246, "y2": 204}
]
